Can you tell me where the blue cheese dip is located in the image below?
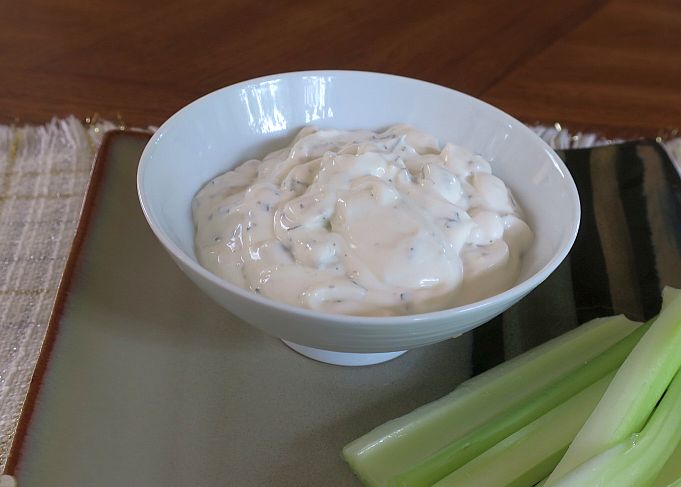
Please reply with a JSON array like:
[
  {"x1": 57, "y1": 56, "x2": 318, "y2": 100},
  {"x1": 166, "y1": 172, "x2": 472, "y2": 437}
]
[{"x1": 192, "y1": 125, "x2": 533, "y2": 316}]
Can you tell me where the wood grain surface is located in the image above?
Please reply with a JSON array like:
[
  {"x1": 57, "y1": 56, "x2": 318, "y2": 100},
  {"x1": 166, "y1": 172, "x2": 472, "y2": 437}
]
[{"x1": 2, "y1": 0, "x2": 680, "y2": 137}]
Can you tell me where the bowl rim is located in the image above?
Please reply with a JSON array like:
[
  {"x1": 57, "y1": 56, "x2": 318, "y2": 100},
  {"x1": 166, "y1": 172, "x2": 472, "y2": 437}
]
[{"x1": 137, "y1": 69, "x2": 581, "y2": 326}]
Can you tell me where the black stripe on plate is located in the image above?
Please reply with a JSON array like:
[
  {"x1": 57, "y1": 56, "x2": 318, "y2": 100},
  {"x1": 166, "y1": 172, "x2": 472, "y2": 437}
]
[
  {"x1": 615, "y1": 142, "x2": 661, "y2": 319},
  {"x1": 563, "y1": 147, "x2": 614, "y2": 322}
]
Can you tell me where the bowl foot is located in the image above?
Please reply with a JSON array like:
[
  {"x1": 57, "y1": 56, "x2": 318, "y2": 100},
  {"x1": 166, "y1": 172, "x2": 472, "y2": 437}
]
[{"x1": 281, "y1": 340, "x2": 407, "y2": 366}]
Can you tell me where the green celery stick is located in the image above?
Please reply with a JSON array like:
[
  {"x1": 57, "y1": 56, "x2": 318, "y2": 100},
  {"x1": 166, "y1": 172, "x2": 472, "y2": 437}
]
[
  {"x1": 388, "y1": 325, "x2": 649, "y2": 487},
  {"x1": 433, "y1": 372, "x2": 615, "y2": 487},
  {"x1": 550, "y1": 366, "x2": 681, "y2": 487},
  {"x1": 544, "y1": 287, "x2": 681, "y2": 485},
  {"x1": 547, "y1": 291, "x2": 681, "y2": 487},
  {"x1": 652, "y1": 438, "x2": 681, "y2": 486},
  {"x1": 342, "y1": 315, "x2": 640, "y2": 487},
  {"x1": 662, "y1": 287, "x2": 681, "y2": 310}
]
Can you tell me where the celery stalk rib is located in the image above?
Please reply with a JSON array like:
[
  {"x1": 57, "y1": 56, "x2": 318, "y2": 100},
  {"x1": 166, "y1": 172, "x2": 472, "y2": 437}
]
[
  {"x1": 551, "y1": 366, "x2": 681, "y2": 487},
  {"x1": 432, "y1": 372, "x2": 615, "y2": 487},
  {"x1": 388, "y1": 325, "x2": 648, "y2": 487},
  {"x1": 342, "y1": 315, "x2": 640, "y2": 487},
  {"x1": 545, "y1": 288, "x2": 681, "y2": 486}
]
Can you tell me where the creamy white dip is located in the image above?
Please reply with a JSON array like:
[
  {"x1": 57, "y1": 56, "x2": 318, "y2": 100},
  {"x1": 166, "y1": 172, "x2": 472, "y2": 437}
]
[{"x1": 192, "y1": 125, "x2": 532, "y2": 316}]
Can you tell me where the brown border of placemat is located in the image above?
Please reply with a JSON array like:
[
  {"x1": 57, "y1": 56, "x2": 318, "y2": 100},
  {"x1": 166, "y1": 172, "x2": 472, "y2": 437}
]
[{"x1": 3, "y1": 130, "x2": 152, "y2": 475}]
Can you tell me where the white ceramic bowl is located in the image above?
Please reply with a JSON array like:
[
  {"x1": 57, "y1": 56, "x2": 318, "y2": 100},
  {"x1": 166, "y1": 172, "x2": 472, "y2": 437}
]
[{"x1": 137, "y1": 71, "x2": 580, "y2": 362}]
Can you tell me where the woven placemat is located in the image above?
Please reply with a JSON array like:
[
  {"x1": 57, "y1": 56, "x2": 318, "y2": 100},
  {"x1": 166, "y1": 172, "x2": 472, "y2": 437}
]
[
  {"x1": 0, "y1": 117, "x2": 116, "y2": 470},
  {"x1": 0, "y1": 118, "x2": 678, "y2": 475}
]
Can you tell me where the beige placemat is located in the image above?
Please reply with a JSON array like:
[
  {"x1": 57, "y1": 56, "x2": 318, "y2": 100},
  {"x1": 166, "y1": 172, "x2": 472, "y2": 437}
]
[
  {"x1": 0, "y1": 118, "x2": 679, "y2": 476},
  {"x1": 0, "y1": 117, "x2": 116, "y2": 470}
]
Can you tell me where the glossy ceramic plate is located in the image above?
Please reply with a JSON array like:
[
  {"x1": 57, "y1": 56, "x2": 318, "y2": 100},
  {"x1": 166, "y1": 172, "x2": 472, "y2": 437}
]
[{"x1": 5, "y1": 132, "x2": 681, "y2": 486}]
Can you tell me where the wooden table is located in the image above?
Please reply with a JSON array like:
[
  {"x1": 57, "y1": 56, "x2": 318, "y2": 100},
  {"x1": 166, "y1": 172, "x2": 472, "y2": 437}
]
[
  {"x1": 1, "y1": 0, "x2": 680, "y2": 482},
  {"x1": 2, "y1": 0, "x2": 680, "y2": 137}
]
